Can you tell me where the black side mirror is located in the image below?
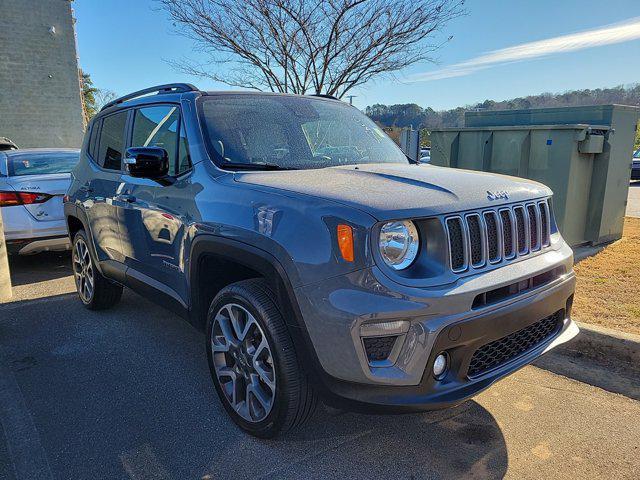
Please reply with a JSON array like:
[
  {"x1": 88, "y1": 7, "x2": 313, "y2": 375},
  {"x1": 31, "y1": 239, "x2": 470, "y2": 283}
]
[{"x1": 124, "y1": 147, "x2": 169, "y2": 179}]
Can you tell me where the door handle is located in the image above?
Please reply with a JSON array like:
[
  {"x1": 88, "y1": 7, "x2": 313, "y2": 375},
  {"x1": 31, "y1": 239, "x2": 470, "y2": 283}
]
[{"x1": 116, "y1": 194, "x2": 136, "y2": 203}]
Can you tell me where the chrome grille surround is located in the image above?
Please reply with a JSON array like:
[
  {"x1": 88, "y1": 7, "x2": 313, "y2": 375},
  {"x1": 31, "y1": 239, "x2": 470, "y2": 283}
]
[
  {"x1": 538, "y1": 200, "x2": 551, "y2": 248},
  {"x1": 526, "y1": 203, "x2": 541, "y2": 251},
  {"x1": 483, "y1": 210, "x2": 502, "y2": 263},
  {"x1": 513, "y1": 205, "x2": 528, "y2": 255},
  {"x1": 445, "y1": 216, "x2": 468, "y2": 273},
  {"x1": 465, "y1": 213, "x2": 486, "y2": 268},
  {"x1": 498, "y1": 208, "x2": 516, "y2": 260},
  {"x1": 445, "y1": 199, "x2": 552, "y2": 274}
]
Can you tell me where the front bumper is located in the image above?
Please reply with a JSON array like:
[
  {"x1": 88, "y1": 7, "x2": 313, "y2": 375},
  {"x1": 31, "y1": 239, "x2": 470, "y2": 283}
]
[
  {"x1": 294, "y1": 241, "x2": 576, "y2": 410},
  {"x1": 631, "y1": 166, "x2": 640, "y2": 180}
]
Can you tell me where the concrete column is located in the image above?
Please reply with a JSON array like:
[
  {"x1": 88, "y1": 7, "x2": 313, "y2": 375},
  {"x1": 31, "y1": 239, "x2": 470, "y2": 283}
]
[{"x1": 0, "y1": 210, "x2": 12, "y2": 302}]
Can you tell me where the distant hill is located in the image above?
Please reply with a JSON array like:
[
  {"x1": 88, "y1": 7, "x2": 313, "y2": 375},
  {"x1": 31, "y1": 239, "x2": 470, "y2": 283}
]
[{"x1": 365, "y1": 84, "x2": 640, "y2": 130}]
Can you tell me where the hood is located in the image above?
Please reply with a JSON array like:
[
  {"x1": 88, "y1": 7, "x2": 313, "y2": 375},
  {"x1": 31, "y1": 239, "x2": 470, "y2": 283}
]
[{"x1": 234, "y1": 163, "x2": 551, "y2": 221}]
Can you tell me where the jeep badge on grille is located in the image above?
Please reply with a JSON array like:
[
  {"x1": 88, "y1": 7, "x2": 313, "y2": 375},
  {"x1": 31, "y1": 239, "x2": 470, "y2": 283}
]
[{"x1": 487, "y1": 190, "x2": 509, "y2": 201}]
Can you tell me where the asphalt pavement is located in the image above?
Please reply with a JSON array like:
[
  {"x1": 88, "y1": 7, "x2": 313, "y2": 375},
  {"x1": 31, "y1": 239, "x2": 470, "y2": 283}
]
[
  {"x1": 1, "y1": 253, "x2": 639, "y2": 479},
  {"x1": 627, "y1": 182, "x2": 640, "y2": 218}
]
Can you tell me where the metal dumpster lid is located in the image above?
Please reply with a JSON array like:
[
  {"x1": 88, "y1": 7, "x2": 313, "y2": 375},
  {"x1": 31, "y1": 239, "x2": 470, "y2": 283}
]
[{"x1": 430, "y1": 124, "x2": 611, "y2": 132}]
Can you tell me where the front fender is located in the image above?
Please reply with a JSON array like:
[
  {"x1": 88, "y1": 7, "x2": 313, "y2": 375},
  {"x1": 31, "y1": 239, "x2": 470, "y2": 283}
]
[{"x1": 192, "y1": 174, "x2": 378, "y2": 287}]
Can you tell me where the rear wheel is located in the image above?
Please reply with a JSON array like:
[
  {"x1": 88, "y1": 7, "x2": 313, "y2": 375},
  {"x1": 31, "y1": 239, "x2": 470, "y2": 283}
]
[
  {"x1": 72, "y1": 230, "x2": 122, "y2": 310},
  {"x1": 206, "y1": 279, "x2": 317, "y2": 438}
]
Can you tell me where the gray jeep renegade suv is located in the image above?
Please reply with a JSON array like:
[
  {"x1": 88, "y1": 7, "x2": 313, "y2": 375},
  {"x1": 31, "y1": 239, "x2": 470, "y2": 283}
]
[{"x1": 65, "y1": 84, "x2": 578, "y2": 437}]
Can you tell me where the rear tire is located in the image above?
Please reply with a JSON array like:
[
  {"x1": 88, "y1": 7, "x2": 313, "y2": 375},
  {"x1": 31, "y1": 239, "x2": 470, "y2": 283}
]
[
  {"x1": 206, "y1": 279, "x2": 317, "y2": 438},
  {"x1": 72, "y1": 230, "x2": 122, "y2": 310}
]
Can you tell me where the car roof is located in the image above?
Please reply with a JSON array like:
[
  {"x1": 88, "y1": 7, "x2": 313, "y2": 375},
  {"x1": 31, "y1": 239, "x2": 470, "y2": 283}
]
[
  {"x1": 3, "y1": 148, "x2": 80, "y2": 157},
  {"x1": 101, "y1": 89, "x2": 342, "y2": 115}
]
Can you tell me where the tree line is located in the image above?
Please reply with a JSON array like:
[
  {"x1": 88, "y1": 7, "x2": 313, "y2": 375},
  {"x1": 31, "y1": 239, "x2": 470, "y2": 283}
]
[{"x1": 366, "y1": 84, "x2": 640, "y2": 130}]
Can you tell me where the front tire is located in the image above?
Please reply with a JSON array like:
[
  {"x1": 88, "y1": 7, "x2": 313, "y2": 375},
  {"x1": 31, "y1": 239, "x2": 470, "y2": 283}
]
[
  {"x1": 206, "y1": 279, "x2": 317, "y2": 438},
  {"x1": 72, "y1": 230, "x2": 122, "y2": 310}
]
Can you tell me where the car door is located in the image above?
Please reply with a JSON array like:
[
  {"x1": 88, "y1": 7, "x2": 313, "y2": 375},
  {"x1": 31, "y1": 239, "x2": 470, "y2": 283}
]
[
  {"x1": 82, "y1": 110, "x2": 128, "y2": 263},
  {"x1": 117, "y1": 104, "x2": 192, "y2": 303}
]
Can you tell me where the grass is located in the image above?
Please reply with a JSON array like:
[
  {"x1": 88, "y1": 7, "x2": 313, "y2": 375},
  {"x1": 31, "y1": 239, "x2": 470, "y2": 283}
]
[{"x1": 573, "y1": 217, "x2": 640, "y2": 335}]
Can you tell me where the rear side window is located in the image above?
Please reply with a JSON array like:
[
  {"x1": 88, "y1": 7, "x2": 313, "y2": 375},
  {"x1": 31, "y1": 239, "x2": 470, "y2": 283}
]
[
  {"x1": 7, "y1": 152, "x2": 79, "y2": 176},
  {"x1": 131, "y1": 106, "x2": 180, "y2": 176},
  {"x1": 97, "y1": 111, "x2": 128, "y2": 170}
]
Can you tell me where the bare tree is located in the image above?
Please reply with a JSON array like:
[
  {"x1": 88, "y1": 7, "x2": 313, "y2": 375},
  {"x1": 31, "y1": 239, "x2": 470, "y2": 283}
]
[
  {"x1": 158, "y1": 0, "x2": 464, "y2": 98},
  {"x1": 94, "y1": 89, "x2": 118, "y2": 112}
]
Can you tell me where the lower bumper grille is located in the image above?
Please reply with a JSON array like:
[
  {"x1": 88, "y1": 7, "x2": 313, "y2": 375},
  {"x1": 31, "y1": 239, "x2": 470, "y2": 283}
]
[
  {"x1": 363, "y1": 336, "x2": 397, "y2": 362},
  {"x1": 467, "y1": 310, "x2": 563, "y2": 378}
]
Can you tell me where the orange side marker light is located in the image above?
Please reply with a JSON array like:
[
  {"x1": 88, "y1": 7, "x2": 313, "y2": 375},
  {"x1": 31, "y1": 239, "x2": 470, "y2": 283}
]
[{"x1": 337, "y1": 224, "x2": 354, "y2": 262}]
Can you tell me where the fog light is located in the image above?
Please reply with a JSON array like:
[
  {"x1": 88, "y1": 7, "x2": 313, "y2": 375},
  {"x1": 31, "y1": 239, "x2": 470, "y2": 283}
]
[{"x1": 433, "y1": 353, "x2": 448, "y2": 379}]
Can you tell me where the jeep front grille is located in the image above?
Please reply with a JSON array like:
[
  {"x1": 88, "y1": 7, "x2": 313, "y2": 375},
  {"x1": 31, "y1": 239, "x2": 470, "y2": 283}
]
[{"x1": 445, "y1": 200, "x2": 551, "y2": 273}]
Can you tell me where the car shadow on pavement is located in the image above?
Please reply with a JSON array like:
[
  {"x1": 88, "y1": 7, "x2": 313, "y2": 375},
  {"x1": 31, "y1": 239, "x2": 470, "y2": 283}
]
[
  {"x1": 245, "y1": 402, "x2": 508, "y2": 479},
  {"x1": 0, "y1": 290, "x2": 508, "y2": 480},
  {"x1": 8, "y1": 251, "x2": 72, "y2": 286}
]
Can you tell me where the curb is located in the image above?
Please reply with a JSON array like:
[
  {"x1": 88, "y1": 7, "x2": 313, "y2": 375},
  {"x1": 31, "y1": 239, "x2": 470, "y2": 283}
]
[{"x1": 557, "y1": 321, "x2": 640, "y2": 367}]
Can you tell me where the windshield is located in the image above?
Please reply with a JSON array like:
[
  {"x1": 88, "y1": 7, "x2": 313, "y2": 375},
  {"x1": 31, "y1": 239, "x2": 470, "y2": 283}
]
[
  {"x1": 634, "y1": 149, "x2": 640, "y2": 159},
  {"x1": 8, "y1": 152, "x2": 79, "y2": 176},
  {"x1": 198, "y1": 95, "x2": 408, "y2": 170}
]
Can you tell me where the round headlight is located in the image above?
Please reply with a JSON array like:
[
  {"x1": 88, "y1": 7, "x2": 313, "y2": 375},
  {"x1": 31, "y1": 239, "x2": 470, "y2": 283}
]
[{"x1": 378, "y1": 220, "x2": 420, "y2": 270}]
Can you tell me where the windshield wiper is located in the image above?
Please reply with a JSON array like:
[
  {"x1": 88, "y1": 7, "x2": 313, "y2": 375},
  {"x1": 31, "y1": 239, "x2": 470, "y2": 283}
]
[{"x1": 220, "y1": 162, "x2": 297, "y2": 171}]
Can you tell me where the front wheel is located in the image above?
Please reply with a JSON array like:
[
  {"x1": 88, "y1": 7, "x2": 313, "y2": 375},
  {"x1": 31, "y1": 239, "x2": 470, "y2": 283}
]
[
  {"x1": 72, "y1": 230, "x2": 122, "y2": 310},
  {"x1": 206, "y1": 279, "x2": 317, "y2": 438}
]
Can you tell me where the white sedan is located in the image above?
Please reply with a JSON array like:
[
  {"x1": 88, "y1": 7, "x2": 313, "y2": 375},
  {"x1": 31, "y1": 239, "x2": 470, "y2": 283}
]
[{"x1": 0, "y1": 148, "x2": 79, "y2": 254}]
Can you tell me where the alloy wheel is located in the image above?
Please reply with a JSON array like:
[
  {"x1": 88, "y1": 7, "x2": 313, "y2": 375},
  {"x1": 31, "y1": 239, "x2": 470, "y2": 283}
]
[
  {"x1": 210, "y1": 303, "x2": 276, "y2": 423},
  {"x1": 72, "y1": 237, "x2": 94, "y2": 303}
]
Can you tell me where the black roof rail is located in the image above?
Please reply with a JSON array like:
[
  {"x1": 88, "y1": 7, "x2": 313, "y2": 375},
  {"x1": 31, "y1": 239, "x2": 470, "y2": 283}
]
[{"x1": 100, "y1": 83, "x2": 199, "y2": 111}]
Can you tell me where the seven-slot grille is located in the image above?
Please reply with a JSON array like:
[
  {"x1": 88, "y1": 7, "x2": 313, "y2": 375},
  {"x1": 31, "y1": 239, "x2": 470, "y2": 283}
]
[{"x1": 445, "y1": 200, "x2": 551, "y2": 273}]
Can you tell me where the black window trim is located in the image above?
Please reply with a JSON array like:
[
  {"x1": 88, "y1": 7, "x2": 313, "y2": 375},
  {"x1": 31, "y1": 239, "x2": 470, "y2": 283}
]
[
  {"x1": 175, "y1": 112, "x2": 193, "y2": 177},
  {"x1": 88, "y1": 118, "x2": 100, "y2": 160}
]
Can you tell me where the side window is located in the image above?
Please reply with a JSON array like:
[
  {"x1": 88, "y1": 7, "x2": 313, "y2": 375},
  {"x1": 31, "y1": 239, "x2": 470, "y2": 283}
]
[
  {"x1": 177, "y1": 119, "x2": 191, "y2": 175},
  {"x1": 131, "y1": 105, "x2": 180, "y2": 176},
  {"x1": 97, "y1": 111, "x2": 127, "y2": 170}
]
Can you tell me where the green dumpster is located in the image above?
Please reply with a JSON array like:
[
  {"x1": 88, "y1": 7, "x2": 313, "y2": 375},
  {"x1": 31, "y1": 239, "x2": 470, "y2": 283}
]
[{"x1": 430, "y1": 105, "x2": 640, "y2": 247}]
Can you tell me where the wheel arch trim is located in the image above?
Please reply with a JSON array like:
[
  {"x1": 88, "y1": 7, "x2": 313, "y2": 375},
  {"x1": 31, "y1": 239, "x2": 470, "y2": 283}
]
[
  {"x1": 189, "y1": 234, "x2": 298, "y2": 329},
  {"x1": 188, "y1": 234, "x2": 338, "y2": 395},
  {"x1": 63, "y1": 203, "x2": 107, "y2": 278}
]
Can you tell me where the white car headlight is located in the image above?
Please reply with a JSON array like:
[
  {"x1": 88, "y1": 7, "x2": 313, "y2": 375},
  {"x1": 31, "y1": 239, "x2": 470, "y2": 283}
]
[{"x1": 378, "y1": 220, "x2": 420, "y2": 270}]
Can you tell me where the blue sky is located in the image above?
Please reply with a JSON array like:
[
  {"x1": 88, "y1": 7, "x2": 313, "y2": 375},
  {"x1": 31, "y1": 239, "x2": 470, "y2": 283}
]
[{"x1": 73, "y1": 0, "x2": 640, "y2": 110}]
